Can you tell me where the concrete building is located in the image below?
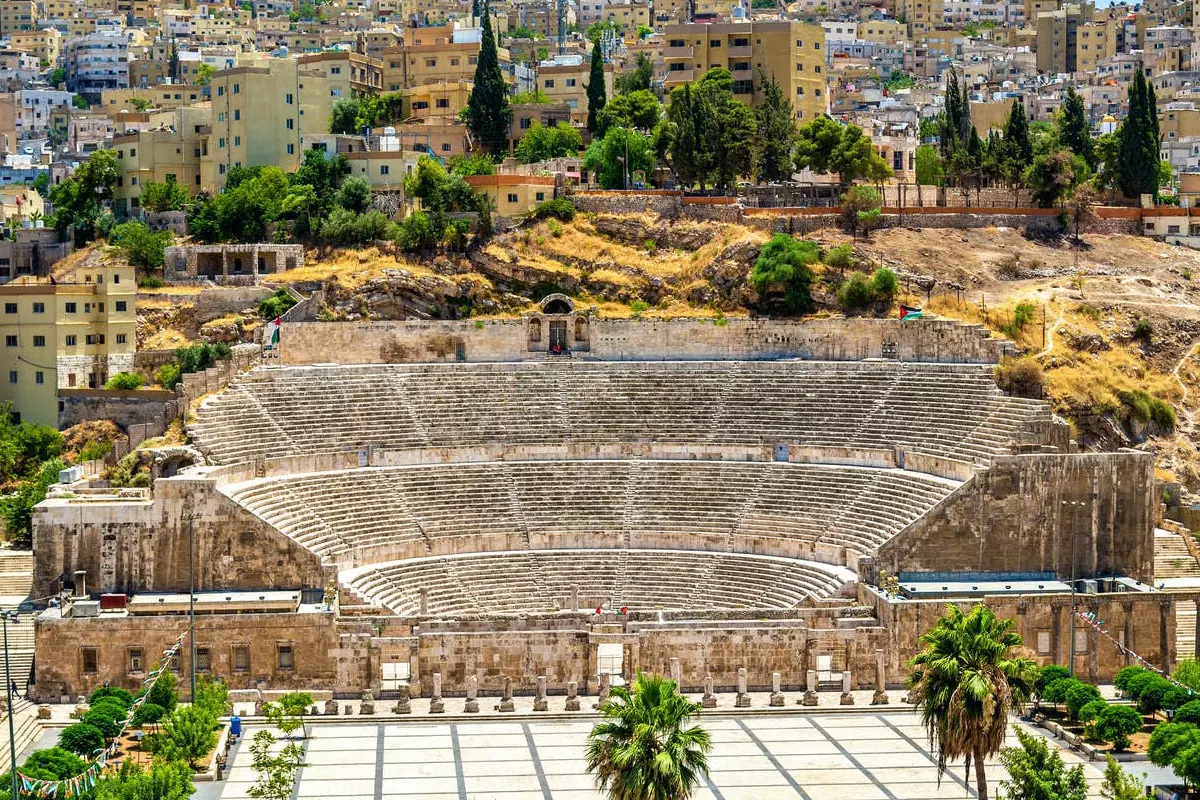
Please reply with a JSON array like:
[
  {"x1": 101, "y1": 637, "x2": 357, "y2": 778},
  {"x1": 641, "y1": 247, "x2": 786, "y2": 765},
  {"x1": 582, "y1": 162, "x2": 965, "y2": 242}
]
[
  {"x1": 382, "y1": 22, "x2": 510, "y2": 91},
  {"x1": 64, "y1": 29, "x2": 129, "y2": 97},
  {"x1": 1075, "y1": 19, "x2": 1116, "y2": 76},
  {"x1": 536, "y1": 52, "x2": 612, "y2": 127},
  {"x1": 896, "y1": 0, "x2": 944, "y2": 35},
  {"x1": 0, "y1": 0, "x2": 35, "y2": 34},
  {"x1": 663, "y1": 21, "x2": 827, "y2": 122},
  {"x1": 1035, "y1": 4, "x2": 1086, "y2": 74},
  {"x1": 111, "y1": 105, "x2": 210, "y2": 215},
  {"x1": 9, "y1": 28, "x2": 62, "y2": 64},
  {"x1": 0, "y1": 263, "x2": 134, "y2": 425},
  {"x1": 297, "y1": 50, "x2": 384, "y2": 101}
]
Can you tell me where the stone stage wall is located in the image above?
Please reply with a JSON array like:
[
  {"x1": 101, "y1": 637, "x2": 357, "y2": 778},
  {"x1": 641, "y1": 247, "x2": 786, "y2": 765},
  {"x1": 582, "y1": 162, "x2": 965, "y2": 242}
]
[{"x1": 278, "y1": 318, "x2": 1013, "y2": 366}]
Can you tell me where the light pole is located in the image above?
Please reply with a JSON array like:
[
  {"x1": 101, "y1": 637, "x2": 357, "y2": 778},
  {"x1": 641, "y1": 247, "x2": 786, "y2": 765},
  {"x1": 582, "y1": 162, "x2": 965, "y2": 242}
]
[
  {"x1": 182, "y1": 511, "x2": 201, "y2": 702},
  {"x1": 1, "y1": 609, "x2": 19, "y2": 800},
  {"x1": 1067, "y1": 529, "x2": 1092, "y2": 677}
]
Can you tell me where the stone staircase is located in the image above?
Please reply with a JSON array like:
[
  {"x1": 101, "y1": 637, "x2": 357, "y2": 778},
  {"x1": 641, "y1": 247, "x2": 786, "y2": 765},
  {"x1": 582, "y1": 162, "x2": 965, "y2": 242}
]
[{"x1": 1156, "y1": 528, "x2": 1200, "y2": 579}]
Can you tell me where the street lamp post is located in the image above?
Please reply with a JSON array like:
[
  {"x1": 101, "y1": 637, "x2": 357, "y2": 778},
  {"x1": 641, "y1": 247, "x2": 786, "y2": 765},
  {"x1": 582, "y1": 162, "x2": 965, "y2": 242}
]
[
  {"x1": 1, "y1": 609, "x2": 19, "y2": 800},
  {"x1": 182, "y1": 511, "x2": 201, "y2": 702}
]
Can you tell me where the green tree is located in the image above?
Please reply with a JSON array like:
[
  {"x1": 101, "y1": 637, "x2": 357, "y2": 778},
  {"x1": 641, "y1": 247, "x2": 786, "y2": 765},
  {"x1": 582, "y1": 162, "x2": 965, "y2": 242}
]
[
  {"x1": 1094, "y1": 705, "x2": 1143, "y2": 752},
  {"x1": 140, "y1": 175, "x2": 189, "y2": 213},
  {"x1": 915, "y1": 144, "x2": 943, "y2": 186},
  {"x1": 159, "y1": 705, "x2": 218, "y2": 768},
  {"x1": 1114, "y1": 665, "x2": 1147, "y2": 694},
  {"x1": 585, "y1": 672, "x2": 712, "y2": 800},
  {"x1": 1148, "y1": 721, "x2": 1200, "y2": 785},
  {"x1": 0, "y1": 457, "x2": 65, "y2": 543},
  {"x1": 841, "y1": 184, "x2": 882, "y2": 240},
  {"x1": 50, "y1": 148, "x2": 118, "y2": 244},
  {"x1": 448, "y1": 153, "x2": 496, "y2": 176},
  {"x1": 1034, "y1": 665, "x2": 1072, "y2": 702},
  {"x1": 466, "y1": 2, "x2": 512, "y2": 155},
  {"x1": 1099, "y1": 756, "x2": 1144, "y2": 800},
  {"x1": 147, "y1": 668, "x2": 178, "y2": 712},
  {"x1": 59, "y1": 722, "x2": 105, "y2": 756},
  {"x1": 336, "y1": 176, "x2": 372, "y2": 214},
  {"x1": 194, "y1": 675, "x2": 231, "y2": 719},
  {"x1": 664, "y1": 83, "x2": 704, "y2": 188},
  {"x1": 1025, "y1": 150, "x2": 1076, "y2": 208},
  {"x1": 515, "y1": 122, "x2": 583, "y2": 163},
  {"x1": 511, "y1": 89, "x2": 552, "y2": 104},
  {"x1": 750, "y1": 234, "x2": 818, "y2": 314},
  {"x1": 1042, "y1": 676, "x2": 1079, "y2": 706},
  {"x1": 89, "y1": 687, "x2": 134, "y2": 708},
  {"x1": 247, "y1": 730, "x2": 305, "y2": 800},
  {"x1": 596, "y1": 89, "x2": 661, "y2": 134},
  {"x1": 104, "y1": 372, "x2": 143, "y2": 390},
  {"x1": 909, "y1": 603, "x2": 1037, "y2": 800},
  {"x1": 1117, "y1": 70, "x2": 1160, "y2": 199},
  {"x1": 111, "y1": 221, "x2": 171, "y2": 271},
  {"x1": 586, "y1": 38, "x2": 607, "y2": 133},
  {"x1": 696, "y1": 68, "x2": 756, "y2": 190},
  {"x1": 1059, "y1": 85, "x2": 1095, "y2": 168},
  {"x1": 794, "y1": 118, "x2": 890, "y2": 187},
  {"x1": 195, "y1": 63, "x2": 216, "y2": 86},
  {"x1": 96, "y1": 759, "x2": 194, "y2": 800},
  {"x1": 583, "y1": 126, "x2": 653, "y2": 189},
  {"x1": 1175, "y1": 660, "x2": 1200, "y2": 692},
  {"x1": 1064, "y1": 682, "x2": 1102, "y2": 719},
  {"x1": 615, "y1": 52, "x2": 652, "y2": 94},
  {"x1": 329, "y1": 97, "x2": 360, "y2": 134},
  {"x1": 265, "y1": 692, "x2": 313, "y2": 739},
  {"x1": 167, "y1": 38, "x2": 179, "y2": 81},
  {"x1": 998, "y1": 727, "x2": 1087, "y2": 800},
  {"x1": 754, "y1": 70, "x2": 796, "y2": 183}
]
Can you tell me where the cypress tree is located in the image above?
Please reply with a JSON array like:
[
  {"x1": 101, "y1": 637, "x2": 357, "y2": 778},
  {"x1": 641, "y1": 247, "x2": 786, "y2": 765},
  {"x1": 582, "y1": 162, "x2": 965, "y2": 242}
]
[
  {"x1": 1059, "y1": 85, "x2": 1095, "y2": 168},
  {"x1": 754, "y1": 69, "x2": 796, "y2": 183},
  {"x1": 1003, "y1": 98, "x2": 1032, "y2": 164},
  {"x1": 1118, "y1": 70, "x2": 1159, "y2": 199},
  {"x1": 466, "y1": 1, "x2": 511, "y2": 155},
  {"x1": 586, "y1": 38, "x2": 607, "y2": 133},
  {"x1": 666, "y1": 84, "x2": 701, "y2": 188}
]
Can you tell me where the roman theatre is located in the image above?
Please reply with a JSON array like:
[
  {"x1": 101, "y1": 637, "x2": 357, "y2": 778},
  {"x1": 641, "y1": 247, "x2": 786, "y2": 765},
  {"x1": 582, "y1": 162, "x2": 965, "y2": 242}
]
[{"x1": 27, "y1": 301, "x2": 1187, "y2": 702}]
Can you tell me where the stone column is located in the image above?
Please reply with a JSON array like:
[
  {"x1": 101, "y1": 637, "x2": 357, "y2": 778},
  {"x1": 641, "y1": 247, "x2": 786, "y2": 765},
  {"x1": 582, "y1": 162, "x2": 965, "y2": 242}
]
[
  {"x1": 735, "y1": 667, "x2": 750, "y2": 708},
  {"x1": 360, "y1": 691, "x2": 375, "y2": 715},
  {"x1": 571, "y1": 585, "x2": 579, "y2": 613},
  {"x1": 419, "y1": 588, "x2": 429, "y2": 616},
  {"x1": 801, "y1": 669, "x2": 818, "y2": 706},
  {"x1": 840, "y1": 672, "x2": 854, "y2": 705},
  {"x1": 1194, "y1": 599, "x2": 1200, "y2": 661},
  {"x1": 701, "y1": 674, "x2": 716, "y2": 708},
  {"x1": 565, "y1": 680, "x2": 580, "y2": 711},
  {"x1": 429, "y1": 672, "x2": 444, "y2": 714},
  {"x1": 670, "y1": 657, "x2": 682, "y2": 687},
  {"x1": 498, "y1": 676, "x2": 515, "y2": 712},
  {"x1": 769, "y1": 672, "x2": 784, "y2": 707},
  {"x1": 1123, "y1": 601, "x2": 1136, "y2": 667},
  {"x1": 871, "y1": 649, "x2": 889, "y2": 705},
  {"x1": 594, "y1": 672, "x2": 611, "y2": 709},
  {"x1": 533, "y1": 676, "x2": 548, "y2": 712},
  {"x1": 1161, "y1": 599, "x2": 1174, "y2": 674},
  {"x1": 324, "y1": 698, "x2": 338, "y2": 715},
  {"x1": 391, "y1": 684, "x2": 411, "y2": 715},
  {"x1": 464, "y1": 675, "x2": 479, "y2": 713}
]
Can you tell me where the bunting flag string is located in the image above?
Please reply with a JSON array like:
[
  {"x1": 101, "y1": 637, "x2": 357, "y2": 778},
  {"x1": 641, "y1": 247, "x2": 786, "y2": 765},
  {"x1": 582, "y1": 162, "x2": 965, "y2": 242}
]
[
  {"x1": 1071, "y1": 607, "x2": 1195, "y2": 694},
  {"x1": 15, "y1": 631, "x2": 187, "y2": 798}
]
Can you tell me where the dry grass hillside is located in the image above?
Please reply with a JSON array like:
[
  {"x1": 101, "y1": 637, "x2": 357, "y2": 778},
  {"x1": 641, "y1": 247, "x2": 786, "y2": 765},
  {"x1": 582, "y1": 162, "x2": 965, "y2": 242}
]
[{"x1": 124, "y1": 213, "x2": 1200, "y2": 495}]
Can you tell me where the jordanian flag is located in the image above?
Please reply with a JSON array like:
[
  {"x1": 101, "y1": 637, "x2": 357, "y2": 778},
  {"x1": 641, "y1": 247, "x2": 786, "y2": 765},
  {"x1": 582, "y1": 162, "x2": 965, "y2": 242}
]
[
  {"x1": 264, "y1": 317, "x2": 281, "y2": 350},
  {"x1": 900, "y1": 305, "x2": 923, "y2": 321}
]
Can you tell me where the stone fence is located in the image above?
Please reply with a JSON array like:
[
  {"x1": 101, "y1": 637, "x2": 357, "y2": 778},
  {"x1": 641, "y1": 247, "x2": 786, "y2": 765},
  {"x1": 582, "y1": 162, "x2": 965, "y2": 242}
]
[
  {"x1": 176, "y1": 343, "x2": 261, "y2": 413},
  {"x1": 57, "y1": 388, "x2": 177, "y2": 435}
]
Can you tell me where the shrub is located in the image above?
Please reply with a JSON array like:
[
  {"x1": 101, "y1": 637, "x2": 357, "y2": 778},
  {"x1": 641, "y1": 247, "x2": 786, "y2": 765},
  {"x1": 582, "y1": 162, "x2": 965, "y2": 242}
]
[
  {"x1": 630, "y1": 299, "x2": 649, "y2": 319},
  {"x1": 994, "y1": 356, "x2": 1045, "y2": 399},
  {"x1": 1095, "y1": 704, "x2": 1144, "y2": 751},
  {"x1": 1117, "y1": 389, "x2": 1176, "y2": 431},
  {"x1": 147, "y1": 669, "x2": 177, "y2": 713},
  {"x1": 1133, "y1": 317, "x2": 1153, "y2": 342},
  {"x1": 1164, "y1": 685, "x2": 1194, "y2": 712},
  {"x1": 823, "y1": 244, "x2": 853, "y2": 269},
  {"x1": 79, "y1": 439, "x2": 112, "y2": 461},
  {"x1": 1078, "y1": 698, "x2": 1107, "y2": 736},
  {"x1": 1176, "y1": 660, "x2": 1200, "y2": 692},
  {"x1": 110, "y1": 221, "x2": 171, "y2": 271},
  {"x1": 258, "y1": 288, "x2": 298, "y2": 320},
  {"x1": 175, "y1": 342, "x2": 231, "y2": 375},
  {"x1": 1134, "y1": 674, "x2": 1171, "y2": 715},
  {"x1": 156, "y1": 362, "x2": 182, "y2": 390},
  {"x1": 396, "y1": 210, "x2": 438, "y2": 252},
  {"x1": 132, "y1": 701, "x2": 166, "y2": 727},
  {"x1": 158, "y1": 705, "x2": 218, "y2": 768},
  {"x1": 1036, "y1": 665, "x2": 1073, "y2": 698},
  {"x1": 83, "y1": 700, "x2": 126, "y2": 739},
  {"x1": 547, "y1": 219, "x2": 563, "y2": 237},
  {"x1": 837, "y1": 271, "x2": 876, "y2": 311},
  {"x1": 1003, "y1": 301, "x2": 1038, "y2": 339},
  {"x1": 871, "y1": 267, "x2": 897, "y2": 299},
  {"x1": 319, "y1": 208, "x2": 395, "y2": 245},
  {"x1": 1114, "y1": 665, "x2": 1146, "y2": 693},
  {"x1": 335, "y1": 176, "x2": 372, "y2": 214},
  {"x1": 103, "y1": 372, "x2": 142, "y2": 390},
  {"x1": 750, "y1": 235, "x2": 819, "y2": 314},
  {"x1": 88, "y1": 686, "x2": 133, "y2": 709},
  {"x1": 1065, "y1": 682, "x2": 1103, "y2": 720},
  {"x1": 194, "y1": 676, "x2": 230, "y2": 719},
  {"x1": 1174, "y1": 699, "x2": 1200, "y2": 725},
  {"x1": 59, "y1": 723, "x2": 104, "y2": 756},
  {"x1": 1042, "y1": 676, "x2": 1079, "y2": 706},
  {"x1": 137, "y1": 275, "x2": 165, "y2": 289},
  {"x1": 530, "y1": 198, "x2": 576, "y2": 222}
]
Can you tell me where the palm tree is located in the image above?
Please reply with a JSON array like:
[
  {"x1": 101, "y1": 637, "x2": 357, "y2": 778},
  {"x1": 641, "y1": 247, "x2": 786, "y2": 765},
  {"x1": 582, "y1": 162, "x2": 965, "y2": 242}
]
[
  {"x1": 585, "y1": 672, "x2": 712, "y2": 800},
  {"x1": 909, "y1": 603, "x2": 1038, "y2": 800}
]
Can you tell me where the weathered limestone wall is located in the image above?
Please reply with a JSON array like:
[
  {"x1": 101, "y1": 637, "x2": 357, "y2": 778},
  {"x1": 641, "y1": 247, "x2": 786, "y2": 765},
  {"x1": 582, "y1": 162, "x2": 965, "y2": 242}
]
[
  {"x1": 56, "y1": 389, "x2": 177, "y2": 431},
  {"x1": 33, "y1": 609, "x2": 340, "y2": 702},
  {"x1": 870, "y1": 589, "x2": 1175, "y2": 684},
  {"x1": 875, "y1": 452, "x2": 1157, "y2": 583},
  {"x1": 280, "y1": 318, "x2": 1012, "y2": 366},
  {"x1": 31, "y1": 477, "x2": 330, "y2": 599}
]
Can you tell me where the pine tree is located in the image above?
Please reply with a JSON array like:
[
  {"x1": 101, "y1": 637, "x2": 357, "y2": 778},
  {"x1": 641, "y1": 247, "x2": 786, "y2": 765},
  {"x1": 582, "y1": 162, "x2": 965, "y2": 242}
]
[
  {"x1": 1059, "y1": 85, "x2": 1095, "y2": 168},
  {"x1": 168, "y1": 38, "x2": 180, "y2": 82},
  {"x1": 466, "y1": 1, "x2": 511, "y2": 155},
  {"x1": 666, "y1": 84, "x2": 702, "y2": 188},
  {"x1": 754, "y1": 70, "x2": 796, "y2": 183},
  {"x1": 1117, "y1": 70, "x2": 1159, "y2": 199},
  {"x1": 1003, "y1": 98, "x2": 1032, "y2": 164},
  {"x1": 586, "y1": 38, "x2": 607, "y2": 133}
]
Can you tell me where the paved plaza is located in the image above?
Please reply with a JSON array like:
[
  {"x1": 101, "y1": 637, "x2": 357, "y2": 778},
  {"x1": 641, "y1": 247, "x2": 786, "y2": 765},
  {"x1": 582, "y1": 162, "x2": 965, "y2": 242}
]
[{"x1": 218, "y1": 710, "x2": 1123, "y2": 800}]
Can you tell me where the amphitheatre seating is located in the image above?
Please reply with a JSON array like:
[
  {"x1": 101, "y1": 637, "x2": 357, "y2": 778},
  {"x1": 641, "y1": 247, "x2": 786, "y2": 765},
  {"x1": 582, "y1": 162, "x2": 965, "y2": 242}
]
[
  {"x1": 223, "y1": 460, "x2": 960, "y2": 565},
  {"x1": 192, "y1": 361, "x2": 1052, "y2": 466},
  {"x1": 341, "y1": 549, "x2": 856, "y2": 615}
]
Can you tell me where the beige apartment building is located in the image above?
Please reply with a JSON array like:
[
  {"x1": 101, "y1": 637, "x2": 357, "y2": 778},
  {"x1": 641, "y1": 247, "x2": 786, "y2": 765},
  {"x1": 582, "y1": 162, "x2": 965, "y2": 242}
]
[
  {"x1": 297, "y1": 51, "x2": 383, "y2": 100},
  {"x1": 112, "y1": 105, "x2": 210, "y2": 215},
  {"x1": 9, "y1": 29, "x2": 61, "y2": 64},
  {"x1": 382, "y1": 23, "x2": 510, "y2": 90},
  {"x1": 663, "y1": 21, "x2": 827, "y2": 121},
  {"x1": 1075, "y1": 19, "x2": 1117, "y2": 75},
  {"x1": 0, "y1": 264, "x2": 136, "y2": 426},
  {"x1": 895, "y1": 0, "x2": 943, "y2": 35},
  {"x1": 537, "y1": 53, "x2": 613, "y2": 127},
  {"x1": 1036, "y1": 4, "x2": 1085, "y2": 74},
  {"x1": 0, "y1": 0, "x2": 35, "y2": 34}
]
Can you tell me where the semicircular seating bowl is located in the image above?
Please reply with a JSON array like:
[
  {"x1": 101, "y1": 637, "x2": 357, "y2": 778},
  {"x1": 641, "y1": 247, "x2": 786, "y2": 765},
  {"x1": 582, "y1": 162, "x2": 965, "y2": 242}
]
[
  {"x1": 339, "y1": 550, "x2": 860, "y2": 616},
  {"x1": 193, "y1": 361, "x2": 1051, "y2": 466}
]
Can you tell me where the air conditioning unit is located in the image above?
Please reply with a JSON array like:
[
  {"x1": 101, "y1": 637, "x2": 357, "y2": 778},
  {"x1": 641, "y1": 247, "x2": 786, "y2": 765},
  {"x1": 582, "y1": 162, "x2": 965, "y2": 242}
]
[
  {"x1": 69, "y1": 600, "x2": 100, "y2": 618},
  {"x1": 1080, "y1": 579, "x2": 1098, "y2": 595},
  {"x1": 58, "y1": 465, "x2": 82, "y2": 484}
]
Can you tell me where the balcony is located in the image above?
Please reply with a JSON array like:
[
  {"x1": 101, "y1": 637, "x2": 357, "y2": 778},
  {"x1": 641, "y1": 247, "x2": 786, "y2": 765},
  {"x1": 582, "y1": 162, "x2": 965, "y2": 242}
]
[
  {"x1": 664, "y1": 45, "x2": 693, "y2": 59},
  {"x1": 727, "y1": 44, "x2": 752, "y2": 57},
  {"x1": 664, "y1": 68, "x2": 694, "y2": 85},
  {"x1": 731, "y1": 67, "x2": 753, "y2": 81}
]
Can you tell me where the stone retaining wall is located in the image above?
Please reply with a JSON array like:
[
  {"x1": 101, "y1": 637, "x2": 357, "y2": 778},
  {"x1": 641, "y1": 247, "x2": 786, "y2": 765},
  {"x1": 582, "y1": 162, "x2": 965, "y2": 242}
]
[{"x1": 57, "y1": 388, "x2": 177, "y2": 432}]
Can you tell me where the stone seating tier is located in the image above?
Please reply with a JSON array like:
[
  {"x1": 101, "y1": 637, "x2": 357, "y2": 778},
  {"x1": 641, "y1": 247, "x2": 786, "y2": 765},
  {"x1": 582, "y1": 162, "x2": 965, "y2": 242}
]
[
  {"x1": 341, "y1": 549, "x2": 855, "y2": 615},
  {"x1": 192, "y1": 361, "x2": 1052, "y2": 466},
  {"x1": 224, "y1": 460, "x2": 959, "y2": 565}
]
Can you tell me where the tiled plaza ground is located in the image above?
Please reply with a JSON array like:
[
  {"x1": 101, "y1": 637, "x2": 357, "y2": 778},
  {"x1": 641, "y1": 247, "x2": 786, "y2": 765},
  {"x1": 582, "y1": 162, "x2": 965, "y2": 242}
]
[{"x1": 218, "y1": 711, "x2": 1123, "y2": 800}]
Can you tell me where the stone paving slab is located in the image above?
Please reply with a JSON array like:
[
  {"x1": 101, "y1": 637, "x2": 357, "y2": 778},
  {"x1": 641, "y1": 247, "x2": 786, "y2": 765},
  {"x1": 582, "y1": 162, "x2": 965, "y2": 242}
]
[{"x1": 217, "y1": 711, "x2": 1124, "y2": 800}]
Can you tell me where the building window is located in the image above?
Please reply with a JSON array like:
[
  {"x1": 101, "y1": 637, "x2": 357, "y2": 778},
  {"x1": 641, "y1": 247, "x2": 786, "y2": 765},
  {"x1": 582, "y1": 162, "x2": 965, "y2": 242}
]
[
  {"x1": 277, "y1": 644, "x2": 294, "y2": 670},
  {"x1": 34, "y1": 371, "x2": 42, "y2": 384},
  {"x1": 233, "y1": 109, "x2": 240, "y2": 121},
  {"x1": 287, "y1": 143, "x2": 295, "y2": 155},
  {"x1": 7, "y1": 371, "x2": 14, "y2": 384},
  {"x1": 285, "y1": 92, "x2": 293, "y2": 104},
  {"x1": 81, "y1": 647, "x2": 98, "y2": 674},
  {"x1": 520, "y1": 117, "x2": 532, "y2": 129},
  {"x1": 544, "y1": 79, "x2": 555, "y2": 88},
  {"x1": 2, "y1": 303, "x2": 13, "y2": 314},
  {"x1": 195, "y1": 647, "x2": 211, "y2": 672},
  {"x1": 4, "y1": 336, "x2": 14, "y2": 347},
  {"x1": 232, "y1": 645, "x2": 250, "y2": 673},
  {"x1": 116, "y1": 334, "x2": 127, "y2": 344},
  {"x1": 380, "y1": 165, "x2": 390, "y2": 175},
  {"x1": 115, "y1": 301, "x2": 126, "y2": 312},
  {"x1": 32, "y1": 335, "x2": 43, "y2": 347},
  {"x1": 128, "y1": 647, "x2": 143, "y2": 673},
  {"x1": 32, "y1": 302, "x2": 43, "y2": 313},
  {"x1": 232, "y1": 82, "x2": 239, "y2": 93},
  {"x1": 536, "y1": 192, "x2": 545, "y2": 201},
  {"x1": 286, "y1": 118, "x2": 294, "y2": 130},
  {"x1": 566, "y1": 78, "x2": 576, "y2": 87}
]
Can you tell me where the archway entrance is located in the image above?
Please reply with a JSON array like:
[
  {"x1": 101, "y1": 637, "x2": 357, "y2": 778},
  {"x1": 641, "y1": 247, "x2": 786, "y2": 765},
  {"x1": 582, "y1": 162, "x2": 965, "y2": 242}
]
[{"x1": 549, "y1": 320, "x2": 568, "y2": 351}]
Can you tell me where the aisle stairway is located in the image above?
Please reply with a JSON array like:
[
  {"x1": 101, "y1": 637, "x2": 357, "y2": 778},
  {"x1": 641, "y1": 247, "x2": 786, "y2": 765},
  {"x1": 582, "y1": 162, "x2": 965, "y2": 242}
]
[
  {"x1": 1154, "y1": 527, "x2": 1200, "y2": 658},
  {"x1": 0, "y1": 551, "x2": 35, "y2": 690}
]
